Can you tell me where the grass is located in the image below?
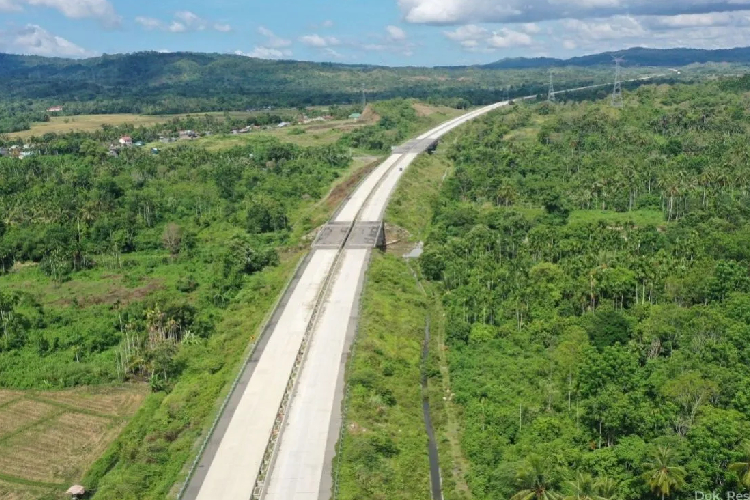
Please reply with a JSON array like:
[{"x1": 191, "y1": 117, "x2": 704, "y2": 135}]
[
  {"x1": 336, "y1": 142, "x2": 467, "y2": 500},
  {"x1": 12, "y1": 114, "x2": 178, "y2": 139},
  {"x1": 569, "y1": 208, "x2": 665, "y2": 226},
  {"x1": 193, "y1": 120, "x2": 363, "y2": 151},
  {"x1": 335, "y1": 253, "x2": 431, "y2": 500},
  {"x1": 11, "y1": 109, "x2": 304, "y2": 139},
  {"x1": 0, "y1": 386, "x2": 146, "y2": 498}
]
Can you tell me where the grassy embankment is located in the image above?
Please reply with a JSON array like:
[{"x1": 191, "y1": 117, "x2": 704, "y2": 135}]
[{"x1": 335, "y1": 148, "x2": 455, "y2": 500}]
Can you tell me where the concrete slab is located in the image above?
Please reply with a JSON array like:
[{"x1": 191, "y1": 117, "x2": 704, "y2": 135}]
[
  {"x1": 189, "y1": 249, "x2": 338, "y2": 500},
  {"x1": 360, "y1": 152, "x2": 419, "y2": 222},
  {"x1": 334, "y1": 155, "x2": 401, "y2": 223},
  {"x1": 346, "y1": 222, "x2": 385, "y2": 250},
  {"x1": 264, "y1": 249, "x2": 370, "y2": 500},
  {"x1": 313, "y1": 222, "x2": 351, "y2": 249}
]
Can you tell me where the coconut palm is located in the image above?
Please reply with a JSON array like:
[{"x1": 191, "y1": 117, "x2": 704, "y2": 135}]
[
  {"x1": 642, "y1": 446, "x2": 686, "y2": 500},
  {"x1": 511, "y1": 455, "x2": 562, "y2": 500},
  {"x1": 564, "y1": 472, "x2": 601, "y2": 500},
  {"x1": 729, "y1": 441, "x2": 750, "y2": 490},
  {"x1": 595, "y1": 476, "x2": 619, "y2": 500}
]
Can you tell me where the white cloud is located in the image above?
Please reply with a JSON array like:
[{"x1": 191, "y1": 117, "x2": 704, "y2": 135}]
[
  {"x1": 0, "y1": 24, "x2": 93, "y2": 57},
  {"x1": 324, "y1": 48, "x2": 345, "y2": 59},
  {"x1": 521, "y1": 23, "x2": 541, "y2": 33},
  {"x1": 322, "y1": 20, "x2": 335, "y2": 28},
  {"x1": 16, "y1": 0, "x2": 121, "y2": 27},
  {"x1": 444, "y1": 24, "x2": 534, "y2": 51},
  {"x1": 562, "y1": 15, "x2": 647, "y2": 40},
  {"x1": 135, "y1": 11, "x2": 231, "y2": 33},
  {"x1": 0, "y1": 0, "x2": 22, "y2": 11},
  {"x1": 386, "y1": 25, "x2": 408, "y2": 40},
  {"x1": 398, "y1": 0, "x2": 750, "y2": 24},
  {"x1": 135, "y1": 16, "x2": 161, "y2": 30},
  {"x1": 563, "y1": 39, "x2": 578, "y2": 49},
  {"x1": 236, "y1": 47, "x2": 293, "y2": 59},
  {"x1": 299, "y1": 34, "x2": 340, "y2": 47},
  {"x1": 487, "y1": 28, "x2": 533, "y2": 47},
  {"x1": 258, "y1": 26, "x2": 292, "y2": 47}
]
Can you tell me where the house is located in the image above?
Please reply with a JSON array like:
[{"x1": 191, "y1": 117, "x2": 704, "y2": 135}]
[
  {"x1": 134, "y1": 141, "x2": 144, "y2": 147},
  {"x1": 47, "y1": 106, "x2": 63, "y2": 113},
  {"x1": 349, "y1": 113, "x2": 362, "y2": 120},
  {"x1": 179, "y1": 130, "x2": 197, "y2": 140},
  {"x1": 119, "y1": 136, "x2": 133, "y2": 146},
  {"x1": 277, "y1": 122, "x2": 290, "y2": 128},
  {"x1": 8, "y1": 145, "x2": 21, "y2": 158},
  {"x1": 151, "y1": 148, "x2": 160, "y2": 155}
]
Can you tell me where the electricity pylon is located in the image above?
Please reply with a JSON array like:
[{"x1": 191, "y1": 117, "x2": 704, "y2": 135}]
[
  {"x1": 612, "y1": 57, "x2": 624, "y2": 108},
  {"x1": 548, "y1": 69, "x2": 555, "y2": 102}
]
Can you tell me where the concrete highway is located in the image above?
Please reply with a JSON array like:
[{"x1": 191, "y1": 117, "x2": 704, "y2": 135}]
[{"x1": 181, "y1": 74, "x2": 661, "y2": 500}]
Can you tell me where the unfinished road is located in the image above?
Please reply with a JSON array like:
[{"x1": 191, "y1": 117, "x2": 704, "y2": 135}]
[{"x1": 181, "y1": 100, "x2": 509, "y2": 500}]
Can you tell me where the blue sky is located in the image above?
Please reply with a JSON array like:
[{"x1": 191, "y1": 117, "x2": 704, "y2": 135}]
[{"x1": 2, "y1": 0, "x2": 750, "y2": 65}]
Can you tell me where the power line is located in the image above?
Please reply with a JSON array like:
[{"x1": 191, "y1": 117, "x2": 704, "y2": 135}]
[{"x1": 612, "y1": 57, "x2": 624, "y2": 108}]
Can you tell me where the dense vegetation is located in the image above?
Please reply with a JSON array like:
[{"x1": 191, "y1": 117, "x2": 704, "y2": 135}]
[
  {"x1": 479, "y1": 46, "x2": 750, "y2": 69},
  {"x1": 420, "y1": 79, "x2": 750, "y2": 499},
  {"x1": 0, "y1": 98, "x2": 466, "y2": 498},
  {"x1": 0, "y1": 51, "x2": 671, "y2": 133}
]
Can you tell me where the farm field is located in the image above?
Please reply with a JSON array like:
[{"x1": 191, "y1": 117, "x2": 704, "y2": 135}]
[
  {"x1": 10, "y1": 109, "x2": 302, "y2": 139},
  {"x1": 0, "y1": 386, "x2": 147, "y2": 499}
]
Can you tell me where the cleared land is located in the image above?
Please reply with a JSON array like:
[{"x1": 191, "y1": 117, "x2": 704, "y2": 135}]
[
  {"x1": 10, "y1": 110, "x2": 300, "y2": 139},
  {"x1": 0, "y1": 386, "x2": 147, "y2": 498}
]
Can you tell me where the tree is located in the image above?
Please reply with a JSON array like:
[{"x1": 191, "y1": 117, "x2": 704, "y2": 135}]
[
  {"x1": 161, "y1": 223, "x2": 183, "y2": 256},
  {"x1": 595, "y1": 477, "x2": 618, "y2": 500},
  {"x1": 729, "y1": 442, "x2": 750, "y2": 490},
  {"x1": 512, "y1": 455, "x2": 562, "y2": 500},
  {"x1": 642, "y1": 446, "x2": 686, "y2": 500},
  {"x1": 564, "y1": 473, "x2": 604, "y2": 500}
]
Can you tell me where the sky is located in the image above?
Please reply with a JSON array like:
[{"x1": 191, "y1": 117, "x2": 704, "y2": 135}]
[{"x1": 2, "y1": 0, "x2": 750, "y2": 65}]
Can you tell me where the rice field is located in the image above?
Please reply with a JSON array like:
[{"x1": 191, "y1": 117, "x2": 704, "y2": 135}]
[{"x1": 0, "y1": 385, "x2": 147, "y2": 499}]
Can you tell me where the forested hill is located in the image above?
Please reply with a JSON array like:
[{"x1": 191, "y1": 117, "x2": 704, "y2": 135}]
[
  {"x1": 481, "y1": 46, "x2": 750, "y2": 69},
  {"x1": 0, "y1": 46, "x2": 721, "y2": 113}
]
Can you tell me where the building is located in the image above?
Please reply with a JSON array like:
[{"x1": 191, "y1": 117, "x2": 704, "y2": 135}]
[
  {"x1": 47, "y1": 106, "x2": 63, "y2": 113},
  {"x1": 119, "y1": 136, "x2": 133, "y2": 146},
  {"x1": 349, "y1": 113, "x2": 362, "y2": 120},
  {"x1": 179, "y1": 130, "x2": 197, "y2": 139}
]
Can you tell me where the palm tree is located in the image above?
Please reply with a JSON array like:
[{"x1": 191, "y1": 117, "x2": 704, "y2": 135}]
[
  {"x1": 729, "y1": 441, "x2": 750, "y2": 490},
  {"x1": 564, "y1": 472, "x2": 601, "y2": 500},
  {"x1": 642, "y1": 446, "x2": 686, "y2": 500},
  {"x1": 511, "y1": 455, "x2": 561, "y2": 500},
  {"x1": 595, "y1": 476, "x2": 618, "y2": 500}
]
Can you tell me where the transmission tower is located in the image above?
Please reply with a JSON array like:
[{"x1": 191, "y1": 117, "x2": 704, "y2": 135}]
[
  {"x1": 361, "y1": 83, "x2": 367, "y2": 109},
  {"x1": 612, "y1": 57, "x2": 624, "y2": 108},
  {"x1": 505, "y1": 85, "x2": 510, "y2": 102},
  {"x1": 547, "y1": 69, "x2": 555, "y2": 102}
]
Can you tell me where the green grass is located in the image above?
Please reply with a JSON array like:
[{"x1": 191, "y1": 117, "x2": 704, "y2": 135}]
[
  {"x1": 84, "y1": 252, "x2": 305, "y2": 500},
  {"x1": 386, "y1": 152, "x2": 453, "y2": 241},
  {"x1": 336, "y1": 253, "x2": 431, "y2": 500},
  {"x1": 569, "y1": 208, "x2": 665, "y2": 226},
  {"x1": 337, "y1": 141, "x2": 470, "y2": 500}
]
